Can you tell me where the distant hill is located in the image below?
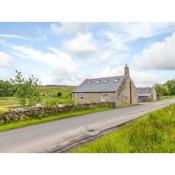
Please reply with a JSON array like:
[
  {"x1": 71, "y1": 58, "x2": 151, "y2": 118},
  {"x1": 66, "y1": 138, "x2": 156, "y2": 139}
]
[{"x1": 43, "y1": 85, "x2": 77, "y2": 88}]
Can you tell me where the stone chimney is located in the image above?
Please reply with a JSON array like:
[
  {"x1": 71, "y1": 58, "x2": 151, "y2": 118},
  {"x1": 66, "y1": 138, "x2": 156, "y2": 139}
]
[{"x1": 124, "y1": 64, "x2": 129, "y2": 77}]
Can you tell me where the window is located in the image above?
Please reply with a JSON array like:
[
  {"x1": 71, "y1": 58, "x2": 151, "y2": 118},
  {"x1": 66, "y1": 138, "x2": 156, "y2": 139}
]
[
  {"x1": 103, "y1": 79, "x2": 109, "y2": 83},
  {"x1": 101, "y1": 93, "x2": 107, "y2": 102},
  {"x1": 87, "y1": 81, "x2": 92, "y2": 85},
  {"x1": 80, "y1": 96, "x2": 84, "y2": 100},
  {"x1": 114, "y1": 79, "x2": 118, "y2": 83},
  {"x1": 79, "y1": 93, "x2": 84, "y2": 100}
]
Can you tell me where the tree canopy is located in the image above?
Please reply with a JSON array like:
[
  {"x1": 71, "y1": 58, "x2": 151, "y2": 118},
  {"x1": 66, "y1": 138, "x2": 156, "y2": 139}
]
[
  {"x1": 155, "y1": 79, "x2": 175, "y2": 97},
  {"x1": 11, "y1": 71, "x2": 41, "y2": 106},
  {"x1": 0, "y1": 80, "x2": 15, "y2": 97}
]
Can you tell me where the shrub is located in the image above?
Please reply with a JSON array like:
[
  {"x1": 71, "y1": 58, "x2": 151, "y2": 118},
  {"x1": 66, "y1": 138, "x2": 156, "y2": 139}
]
[{"x1": 56, "y1": 92, "x2": 62, "y2": 97}]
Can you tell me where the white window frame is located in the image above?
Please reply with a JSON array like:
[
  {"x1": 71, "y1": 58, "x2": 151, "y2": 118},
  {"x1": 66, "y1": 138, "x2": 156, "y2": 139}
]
[{"x1": 101, "y1": 93, "x2": 107, "y2": 102}]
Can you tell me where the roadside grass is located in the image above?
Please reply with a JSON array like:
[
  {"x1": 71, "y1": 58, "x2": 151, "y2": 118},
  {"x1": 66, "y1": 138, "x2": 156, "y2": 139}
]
[
  {"x1": 0, "y1": 106, "x2": 111, "y2": 132},
  {"x1": 72, "y1": 103, "x2": 175, "y2": 153},
  {"x1": 158, "y1": 95, "x2": 174, "y2": 101}
]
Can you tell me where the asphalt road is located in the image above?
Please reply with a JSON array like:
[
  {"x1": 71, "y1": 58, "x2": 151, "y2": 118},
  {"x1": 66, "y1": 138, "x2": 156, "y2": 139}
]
[{"x1": 0, "y1": 98, "x2": 175, "y2": 153}]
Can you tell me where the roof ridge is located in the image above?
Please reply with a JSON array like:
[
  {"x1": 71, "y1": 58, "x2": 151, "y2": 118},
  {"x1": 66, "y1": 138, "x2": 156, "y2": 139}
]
[
  {"x1": 86, "y1": 75, "x2": 124, "y2": 80},
  {"x1": 137, "y1": 87, "x2": 154, "y2": 89}
]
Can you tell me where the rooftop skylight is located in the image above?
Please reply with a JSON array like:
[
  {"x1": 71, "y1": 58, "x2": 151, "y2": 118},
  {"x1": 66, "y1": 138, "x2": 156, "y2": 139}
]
[
  {"x1": 87, "y1": 81, "x2": 92, "y2": 84},
  {"x1": 103, "y1": 79, "x2": 109, "y2": 83}
]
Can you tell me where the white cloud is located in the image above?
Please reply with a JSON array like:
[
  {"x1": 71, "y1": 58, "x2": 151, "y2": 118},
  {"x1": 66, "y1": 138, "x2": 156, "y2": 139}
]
[
  {"x1": 134, "y1": 32, "x2": 175, "y2": 70},
  {"x1": 104, "y1": 31, "x2": 129, "y2": 52},
  {"x1": 50, "y1": 23, "x2": 94, "y2": 35},
  {"x1": 0, "y1": 34, "x2": 30, "y2": 40},
  {"x1": 50, "y1": 71, "x2": 88, "y2": 86},
  {"x1": 97, "y1": 65, "x2": 158, "y2": 86},
  {"x1": 104, "y1": 23, "x2": 175, "y2": 54},
  {"x1": 109, "y1": 23, "x2": 175, "y2": 42},
  {"x1": 131, "y1": 71, "x2": 158, "y2": 87},
  {"x1": 98, "y1": 65, "x2": 124, "y2": 77},
  {"x1": 0, "y1": 51, "x2": 13, "y2": 68},
  {"x1": 12, "y1": 46, "x2": 79, "y2": 85},
  {"x1": 99, "y1": 51, "x2": 114, "y2": 63},
  {"x1": 63, "y1": 32, "x2": 97, "y2": 56},
  {"x1": 12, "y1": 45, "x2": 78, "y2": 71}
]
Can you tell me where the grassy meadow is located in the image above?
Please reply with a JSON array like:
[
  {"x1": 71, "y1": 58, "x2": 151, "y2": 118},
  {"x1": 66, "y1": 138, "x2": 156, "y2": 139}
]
[
  {"x1": 0, "y1": 86, "x2": 74, "y2": 110},
  {"x1": 72, "y1": 103, "x2": 175, "y2": 153},
  {"x1": 0, "y1": 97, "x2": 19, "y2": 106},
  {"x1": 38, "y1": 86, "x2": 74, "y2": 105}
]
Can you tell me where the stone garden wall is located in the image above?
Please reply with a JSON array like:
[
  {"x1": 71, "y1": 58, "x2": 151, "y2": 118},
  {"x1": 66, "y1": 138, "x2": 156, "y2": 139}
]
[{"x1": 0, "y1": 102, "x2": 111, "y2": 124}]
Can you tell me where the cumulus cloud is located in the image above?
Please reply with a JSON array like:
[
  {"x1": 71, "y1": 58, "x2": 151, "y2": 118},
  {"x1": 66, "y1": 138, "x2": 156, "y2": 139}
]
[
  {"x1": 63, "y1": 32, "x2": 97, "y2": 56},
  {"x1": 131, "y1": 71, "x2": 158, "y2": 87},
  {"x1": 134, "y1": 32, "x2": 175, "y2": 70},
  {"x1": 12, "y1": 46, "x2": 78, "y2": 71},
  {"x1": 97, "y1": 65, "x2": 158, "y2": 86},
  {"x1": 12, "y1": 45, "x2": 79, "y2": 85},
  {"x1": 0, "y1": 51, "x2": 13, "y2": 68},
  {"x1": 104, "y1": 23, "x2": 175, "y2": 55},
  {"x1": 109, "y1": 23, "x2": 175, "y2": 42}
]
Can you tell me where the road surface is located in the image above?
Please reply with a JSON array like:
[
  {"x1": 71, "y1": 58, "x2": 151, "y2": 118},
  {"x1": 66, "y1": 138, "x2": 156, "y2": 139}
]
[{"x1": 0, "y1": 98, "x2": 175, "y2": 153}]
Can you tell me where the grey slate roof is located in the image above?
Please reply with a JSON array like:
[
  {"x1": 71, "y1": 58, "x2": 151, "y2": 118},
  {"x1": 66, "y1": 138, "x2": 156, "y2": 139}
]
[
  {"x1": 73, "y1": 76, "x2": 125, "y2": 93},
  {"x1": 137, "y1": 87, "x2": 154, "y2": 96}
]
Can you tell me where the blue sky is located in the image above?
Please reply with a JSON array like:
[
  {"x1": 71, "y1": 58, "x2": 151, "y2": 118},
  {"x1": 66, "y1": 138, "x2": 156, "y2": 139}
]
[{"x1": 1, "y1": 22, "x2": 175, "y2": 86}]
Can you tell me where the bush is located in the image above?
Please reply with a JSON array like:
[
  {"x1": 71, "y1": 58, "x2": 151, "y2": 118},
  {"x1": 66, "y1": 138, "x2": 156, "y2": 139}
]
[{"x1": 56, "y1": 92, "x2": 62, "y2": 97}]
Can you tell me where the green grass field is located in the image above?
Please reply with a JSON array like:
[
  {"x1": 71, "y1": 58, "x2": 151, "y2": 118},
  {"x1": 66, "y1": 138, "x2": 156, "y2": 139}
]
[
  {"x1": 38, "y1": 86, "x2": 74, "y2": 105},
  {"x1": 0, "y1": 106, "x2": 111, "y2": 132},
  {"x1": 0, "y1": 86, "x2": 74, "y2": 109},
  {"x1": 0, "y1": 97, "x2": 19, "y2": 107},
  {"x1": 72, "y1": 103, "x2": 175, "y2": 153}
]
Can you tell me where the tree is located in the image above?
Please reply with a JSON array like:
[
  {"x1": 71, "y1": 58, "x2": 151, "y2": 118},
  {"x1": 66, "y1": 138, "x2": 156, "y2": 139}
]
[
  {"x1": 11, "y1": 71, "x2": 41, "y2": 106},
  {"x1": 164, "y1": 80, "x2": 175, "y2": 95},
  {"x1": 155, "y1": 84, "x2": 169, "y2": 97},
  {"x1": 0, "y1": 80, "x2": 15, "y2": 97}
]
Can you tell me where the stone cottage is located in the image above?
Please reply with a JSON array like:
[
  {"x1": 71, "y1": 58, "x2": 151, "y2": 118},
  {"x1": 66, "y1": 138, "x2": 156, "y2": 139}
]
[
  {"x1": 137, "y1": 87, "x2": 157, "y2": 102},
  {"x1": 72, "y1": 65, "x2": 138, "y2": 106}
]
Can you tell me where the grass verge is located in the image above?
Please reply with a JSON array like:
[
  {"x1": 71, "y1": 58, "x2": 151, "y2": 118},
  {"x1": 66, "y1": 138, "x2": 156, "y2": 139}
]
[
  {"x1": 72, "y1": 103, "x2": 175, "y2": 153},
  {"x1": 0, "y1": 106, "x2": 111, "y2": 132},
  {"x1": 158, "y1": 95, "x2": 174, "y2": 101}
]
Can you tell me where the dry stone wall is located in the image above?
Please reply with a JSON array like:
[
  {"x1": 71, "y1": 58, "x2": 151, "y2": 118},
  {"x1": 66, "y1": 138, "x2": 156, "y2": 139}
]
[{"x1": 0, "y1": 102, "x2": 111, "y2": 124}]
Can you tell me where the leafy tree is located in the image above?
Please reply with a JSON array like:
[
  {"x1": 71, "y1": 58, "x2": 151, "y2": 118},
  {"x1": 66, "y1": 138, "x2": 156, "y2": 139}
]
[
  {"x1": 164, "y1": 80, "x2": 175, "y2": 95},
  {"x1": 155, "y1": 84, "x2": 169, "y2": 97},
  {"x1": 11, "y1": 71, "x2": 41, "y2": 106},
  {"x1": 0, "y1": 80, "x2": 15, "y2": 97},
  {"x1": 162, "y1": 85, "x2": 169, "y2": 96}
]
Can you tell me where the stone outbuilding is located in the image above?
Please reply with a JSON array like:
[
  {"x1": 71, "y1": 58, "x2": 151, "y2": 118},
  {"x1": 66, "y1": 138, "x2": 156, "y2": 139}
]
[
  {"x1": 72, "y1": 65, "x2": 138, "y2": 106},
  {"x1": 137, "y1": 87, "x2": 157, "y2": 103}
]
